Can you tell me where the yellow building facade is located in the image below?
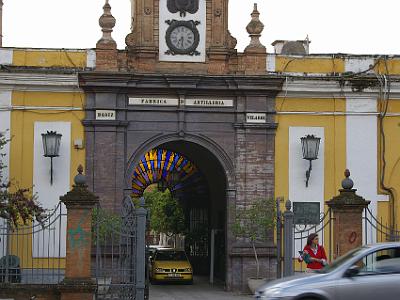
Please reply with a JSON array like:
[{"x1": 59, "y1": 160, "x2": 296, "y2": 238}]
[{"x1": 0, "y1": 48, "x2": 94, "y2": 267}]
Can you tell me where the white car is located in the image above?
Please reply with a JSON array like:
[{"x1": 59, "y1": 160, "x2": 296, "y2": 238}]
[{"x1": 255, "y1": 242, "x2": 400, "y2": 300}]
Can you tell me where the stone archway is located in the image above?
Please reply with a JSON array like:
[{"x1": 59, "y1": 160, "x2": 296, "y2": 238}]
[{"x1": 126, "y1": 137, "x2": 232, "y2": 282}]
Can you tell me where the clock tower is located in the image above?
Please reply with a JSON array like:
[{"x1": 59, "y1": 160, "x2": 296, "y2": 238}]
[
  {"x1": 120, "y1": 0, "x2": 261, "y2": 74},
  {"x1": 91, "y1": 1, "x2": 279, "y2": 293}
]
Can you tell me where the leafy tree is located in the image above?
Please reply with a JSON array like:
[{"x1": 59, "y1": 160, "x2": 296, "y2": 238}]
[
  {"x1": 233, "y1": 198, "x2": 275, "y2": 279},
  {"x1": 144, "y1": 188, "x2": 185, "y2": 237},
  {"x1": 0, "y1": 131, "x2": 45, "y2": 227}
]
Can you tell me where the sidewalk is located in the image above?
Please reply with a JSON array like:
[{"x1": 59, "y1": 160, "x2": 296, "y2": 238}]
[{"x1": 149, "y1": 277, "x2": 253, "y2": 300}]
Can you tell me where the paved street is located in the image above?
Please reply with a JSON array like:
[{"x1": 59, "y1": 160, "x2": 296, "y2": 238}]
[{"x1": 149, "y1": 277, "x2": 253, "y2": 300}]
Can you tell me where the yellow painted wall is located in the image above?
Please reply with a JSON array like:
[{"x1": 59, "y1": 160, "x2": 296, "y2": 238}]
[
  {"x1": 275, "y1": 97, "x2": 347, "y2": 203},
  {"x1": 13, "y1": 49, "x2": 88, "y2": 68},
  {"x1": 9, "y1": 91, "x2": 85, "y2": 268},
  {"x1": 275, "y1": 57, "x2": 345, "y2": 74},
  {"x1": 378, "y1": 100, "x2": 400, "y2": 226}
]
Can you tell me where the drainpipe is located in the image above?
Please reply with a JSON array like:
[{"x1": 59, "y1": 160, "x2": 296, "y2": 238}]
[{"x1": 0, "y1": 0, "x2": 3, "y2": 47}]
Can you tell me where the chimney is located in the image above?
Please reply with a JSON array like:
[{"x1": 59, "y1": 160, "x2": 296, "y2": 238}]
[{"x1": 271, "y1": 39, "x2": 310, "y2": 55}]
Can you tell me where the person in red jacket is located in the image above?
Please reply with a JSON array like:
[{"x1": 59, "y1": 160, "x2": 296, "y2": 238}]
[{"x1": 300, "y1": 233, "x2": 327, "y2": 270}]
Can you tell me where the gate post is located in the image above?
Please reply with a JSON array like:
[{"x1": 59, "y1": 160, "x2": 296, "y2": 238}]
[
  {"x1": 135, "y1": 197, "x2": 147, "y2": 300},
  {"x1": 59, "y1": 165, "x2": 99, "y2": 300},
  {"x1": 326, "y1": 170, "x2": 370, "y2": 258},
  {"x1": 276, "y1": 197, "x2": 283, "y2": 278},
  {"x1": 283, "y1": 200, "x2": 294, "y2": 277}
]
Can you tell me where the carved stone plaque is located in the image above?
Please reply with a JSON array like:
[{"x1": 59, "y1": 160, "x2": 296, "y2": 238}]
[{"x1": 167, "y1": 0, "x2": 199, "y2": 17}]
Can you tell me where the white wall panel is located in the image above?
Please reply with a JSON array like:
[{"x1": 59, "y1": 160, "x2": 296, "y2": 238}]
[
  {"x1": 346, "y1": 96, "x2": 388, "y2": 244},
  {"x1": 33, "y1": 122, "x2": 70, "y2": 258},
  {"x1": 0, "y1": 91, "x2": 11, "y2": 257},
  {"x1": 289, "y1": 127, "x2": 325, "y2": 253}
]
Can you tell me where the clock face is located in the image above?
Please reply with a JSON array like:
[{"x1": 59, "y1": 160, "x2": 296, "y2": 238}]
[
  {"x1": 165, "y1": 20, "x2": 200, "y2": 56},
  {"x1": 170, "y1": 26, "x2": 195, "y2": 51}
]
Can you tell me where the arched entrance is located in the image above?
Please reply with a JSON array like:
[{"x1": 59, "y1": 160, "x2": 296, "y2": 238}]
[{"x1": 130, "y1": 140, "x2": 228, "y2": 281}]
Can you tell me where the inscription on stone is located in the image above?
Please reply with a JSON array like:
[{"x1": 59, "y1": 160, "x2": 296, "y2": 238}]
[
  {"x1": 293, "y1": 202, "x2": 320, "y2": 225},
  {"x1": 129, "y1": 97, "x2": 179, "y2": 106},
  {"x1": 185, "y1": 99, "x2": 234, "y2": 107},
  {"x1": 96, "y1": 110, "x2": 116, "y2": 120},
  {"x1": 246, "y1": 113, "x2": 267, "y2": 123}
]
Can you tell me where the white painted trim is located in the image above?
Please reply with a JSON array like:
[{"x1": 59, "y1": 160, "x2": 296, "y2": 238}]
[
  {"x1": 86, "y1": 50, "x2": 96, "y2": 68},
  {"x1": 0, "y1": 73, "x2": 80, "y2": 92},
  {"x1": 0, "y1": 48, "x2": 13, "y2": 65},
  {"x1": 266, "y1": 54, "x2": 276, "y2": 73},
  {"x1": 276, "y1": 111, "x2": 400, "y2": 117},
  {"x1": 0, "y1": 90, "x2": 11, "y2": 184},
  {"x1": 345, "y1": 57, "x2": 375, "y2": 74},
  {"x1": 0, "y1": 105, "x2": 83, "y2": 111},
  {"x1": 278, "y1": 79, "x2": 400, "y2": 99}
]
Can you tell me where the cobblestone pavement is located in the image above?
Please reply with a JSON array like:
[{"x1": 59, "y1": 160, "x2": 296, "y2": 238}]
[{"x1": 149, "y1": 277, "x2": 253, "y2": 300}]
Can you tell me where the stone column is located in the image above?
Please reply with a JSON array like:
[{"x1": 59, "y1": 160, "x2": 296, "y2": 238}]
[
  {"x1": 58, "y1": 165, "x2": 99, "y2": 300},
  {"x1": 326, "y1": 170, "x2": 370, "y2": 258}
]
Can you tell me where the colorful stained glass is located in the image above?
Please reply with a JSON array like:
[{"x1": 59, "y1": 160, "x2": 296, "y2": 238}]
[{"x1": 132, "y1": 149, "x2": 206, "y2": 197}]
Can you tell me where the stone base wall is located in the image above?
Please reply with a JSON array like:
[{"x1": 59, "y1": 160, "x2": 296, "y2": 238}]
[{"x1": 0, "y1": 285, "x2": 60, "y2": 300}]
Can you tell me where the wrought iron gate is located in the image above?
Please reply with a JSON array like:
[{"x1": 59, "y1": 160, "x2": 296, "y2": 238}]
[{"x1": 93, "y1": 196, "x2": 147, "y2": 300}]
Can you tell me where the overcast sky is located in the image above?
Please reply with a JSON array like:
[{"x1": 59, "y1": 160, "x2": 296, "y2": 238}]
[{"x1": 3, "y1": 0, "x2": 400, "y2": 55}]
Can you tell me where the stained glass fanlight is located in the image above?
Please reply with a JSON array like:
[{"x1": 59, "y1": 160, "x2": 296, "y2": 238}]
[{"x1": 132, "y1": 149, "x2": 206, "y2": 198}]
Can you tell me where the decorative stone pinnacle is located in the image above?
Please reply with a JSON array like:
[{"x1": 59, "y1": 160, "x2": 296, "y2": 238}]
[
  {"x1": 245, "y1": 3, "x2": 265, "y2": 51},
  {"x1": 341, "y1": 169, "x2": 354, "y2": 190},
  {"x1": 97, "y1": 0, "x2": 117, "y2": 49},
  {"x1": 285, "y1": 199, "x2": 292, "y2": 211},
  {"x1": 74, "y1": 165, "x2": 86, "y2": 186}
]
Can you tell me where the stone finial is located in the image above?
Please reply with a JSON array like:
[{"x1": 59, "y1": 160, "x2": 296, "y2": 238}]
[
  {"x1": 285, "y1": 199, "x2": 292, "y2": 211},
  {"x1": 341, "y1": 169, "x2": 354, "y2": 190},
  {"x1": 74, "y1": 165, "x2": 86, "y2": 186},
  {"x1": 245, "y1": 3, "x2": 265, "y2": 51},
  {"x1": 60, "y1": 165, "x2": 99, "y2": 207},
  {"x1": 97, "y1": 0, "x2": 117, "y2": 49}
]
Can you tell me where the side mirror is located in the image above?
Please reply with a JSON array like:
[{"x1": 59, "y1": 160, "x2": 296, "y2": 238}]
[{"x1": 345, "y1": 265, "x2": 360, "y2": 277}]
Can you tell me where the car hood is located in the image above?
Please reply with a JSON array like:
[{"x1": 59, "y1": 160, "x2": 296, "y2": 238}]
[
  {"x1": 153, "y1": 261, "x2": 191, "y2": 269},
  {"x1": 256, "y1": 272, "x2": 327, "y2": 292}
]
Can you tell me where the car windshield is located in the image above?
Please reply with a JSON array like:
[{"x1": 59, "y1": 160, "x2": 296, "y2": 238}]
[
  {"x1": 156, "y1": 250, "x2": 187, "y2": 261},
  {"x1": 317, "y1": 246, "x2": 367, "y2": 273}
]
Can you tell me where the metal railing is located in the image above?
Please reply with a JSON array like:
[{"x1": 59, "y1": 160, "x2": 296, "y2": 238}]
[
  {"x1": 0, "y1": 202, "x2": 66, "y2": 284},
  {"x1": 363, "y1": 207, "x2": 400, "y2": 244}
]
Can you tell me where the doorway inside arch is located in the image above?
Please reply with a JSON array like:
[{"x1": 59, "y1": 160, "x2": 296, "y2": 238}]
[{"x1": 131, "y1": 141, "x2": 227, "y2": 282}]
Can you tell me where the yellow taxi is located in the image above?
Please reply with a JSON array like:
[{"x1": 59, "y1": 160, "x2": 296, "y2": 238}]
[{"x1": 150, "y1": 249, "x2": 193, "y2": 284}]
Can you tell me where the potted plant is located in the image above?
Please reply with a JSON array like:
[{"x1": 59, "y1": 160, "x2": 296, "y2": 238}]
[{"x1": 232, "y1": 198, "x2": 275, "y2": 293}]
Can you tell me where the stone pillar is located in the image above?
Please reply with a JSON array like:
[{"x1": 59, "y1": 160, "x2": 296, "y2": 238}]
[
  {"x1": 242, "y1": 4, "x2": 267, "y2": 75},
  {"x1": 326, "y1": 170, "x2": 370, "y2": 258},
  {"x1": 58, "y1": 165, "x2": 99, "y2": 300},
  {"x1": 96, "y1": 0, "x2": 118, "y2": 71}
]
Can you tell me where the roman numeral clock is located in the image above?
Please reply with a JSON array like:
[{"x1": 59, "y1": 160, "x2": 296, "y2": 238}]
[{"x1": 159, "y1": 0, "x2": 206, "y2": 62}]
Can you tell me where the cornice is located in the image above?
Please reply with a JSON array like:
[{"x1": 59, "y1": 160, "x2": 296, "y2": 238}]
[
  {"x1": 78, "y1": 72, "x2": 285, "y2": 95},
  {"x1": 0, "y1": 72, "x2": 80, "y2": 92},
  {"x1": 277, "y1": 78, "x2": 400, "y2": 99}
]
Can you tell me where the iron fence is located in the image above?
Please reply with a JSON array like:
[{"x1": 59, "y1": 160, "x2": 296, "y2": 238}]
[
  {"x1": 93, "y1": 196, "x2": 147, "y2": 300},
  {"x1": 363, "y1": 207, "x2": 400, "y2": 244},
  {"x1": 0, "y1": 202, "x2": 66, "y2": 284}
]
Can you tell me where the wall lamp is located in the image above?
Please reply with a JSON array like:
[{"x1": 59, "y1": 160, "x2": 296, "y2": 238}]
[
  {"x1": 301, "y1": 134, "x2": 321, "y2": 188},
  {"x1": 41, "y1": 131, "x2": 62, "y2": 185}
]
